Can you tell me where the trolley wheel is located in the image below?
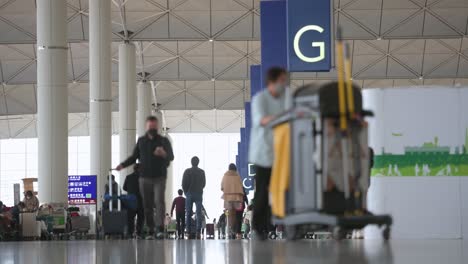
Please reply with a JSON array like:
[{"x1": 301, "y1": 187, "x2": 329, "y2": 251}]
[
  {"x1": 382, "y1": 226, "x2": 391, "y2": 241},
  {"x1": 332, "y1": 227, "x2": 347, "y2": 241},
  {"x1": 269, "y1": 232, "x2": 277, "y2": 240}
]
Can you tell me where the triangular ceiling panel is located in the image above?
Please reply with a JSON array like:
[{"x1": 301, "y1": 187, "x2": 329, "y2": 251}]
[
  {"x1": 423, "y1": 12, "x2": 460, "y2": 37},
  {"x1": 143, "y1": 43, "x2": 177, "y2": 57},
  {"x1": 6, "y1": 62, "x2": 36, "y2": 84},
  {"x1": 387, "y1": 56, "x2": 420, "y2": 78},
  {"x1": 355, "y1": 57, "x2": 388, "y2": 78},
  {"x1": 159, "y1": 92, "x2": 186, "y2": 110},
  {"x1": 381, "y1": 9, "x2": 422, "y2": 37},
  {"x1": 212, "y1": 11, "x2": 247, "y2": 36},
  {"x1": 14, "y1": 120, "x2": 36, "y2": 138},
  {"x1": 214, "y1": 56, "x2": 245, "y2": 77},
  {"x1": 458, "y1": 58, "x2": 468, "y2": 78},
  {"x1": 0, "y1": 21, "x2": 35, "y2": 42},
  {"x1": 383, "y1": 0, "x2": 420, "y2": 9},
  {"x1": 423, "y1": 53, "x2": 457, "y2": 74},
  {"x1": 7, "y1": 117, "x2": 34, "y2": 135},
  {"x1": 390, "y1": 39, "x2": 425, "y2": 54},
  {"x1": 429, "y1": 8, "x2": 468, "y2": 34},
  {"x1": 343, "y1": 10, "x2": 381, "y2": 35},
  {"x1": 180, "y1": 41, "x2": 211, "y2": 56},
  {"x1": 132, "y1": 13, "x2": 169, "y2": 39},
  {"x1": 338, "y1": 13, "x2": 376, "y2": 39},
  {"x1": 169, "y1": 14, "x2": 207, "y2": 39},
  {"x1": 426, "y1": 56, "x2": 459, "y2": 78},
  {"x1": 345, "y1": 0, "x2": 382, "y2": 9},
  {"x1": 67, "y1": 15, "x2": 85, "y2": 40},
  {"x1": 68, "y1": 118, "x2": 89, "y2": 137},
  {"x1": 216, "y1": 91, "x2": 244, "y2": 110},
  {"x1": 179, "y1": 57, "x2": 212, "y2": 79},
  {"x1": 170, "y1": 11, "x2": 211, "y2": 36},
  {"x1": 172, "y1": 0, "x2": 210, "y2": 11},
  {"x1": 1, "y1": 14, "x2": 36, "y2": 36},
  {"x1": 352, "y1": 55, "x2": 385, "y2": 76},
  {"x1": 216, "y1": 12, "x2": 252, "y2": 39},
  {"x1": 186, "y1": 90, "x2": 214, "y2": 109}
]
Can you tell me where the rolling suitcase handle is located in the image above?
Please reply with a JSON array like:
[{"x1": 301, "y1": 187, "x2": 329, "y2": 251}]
[{"x1": 108, "y1": 169, "x2": 121, "y2": 212}]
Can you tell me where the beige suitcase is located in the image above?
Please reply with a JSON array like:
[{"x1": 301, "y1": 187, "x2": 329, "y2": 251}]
[{"x1": 20, "y1": 212, "x2": 41, "y2": 239}]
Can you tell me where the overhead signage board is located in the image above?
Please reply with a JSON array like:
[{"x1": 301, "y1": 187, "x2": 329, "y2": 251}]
[
  {"x1": 287, "y1": 0, "x2": 332, "y2": 72},
  {"x1": 68, "y1": 175, "x2": 97, "y2": 205}
]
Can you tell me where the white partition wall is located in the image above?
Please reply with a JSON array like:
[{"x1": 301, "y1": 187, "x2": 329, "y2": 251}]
[{"x1": 363, "y1": 87, "x2": 468, "y2": 239}]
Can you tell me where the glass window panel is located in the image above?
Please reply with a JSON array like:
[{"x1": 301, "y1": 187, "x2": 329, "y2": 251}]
[
  {"x1": 1, "y1": 139, "x2": 25, "y2": 154},
  {"x1": 1, "y1": 153, "x2": 26, "y2": 172},
  {"x1": 26, "y1": 153, "x2": 38, "y2": 174},
  {"x1": 76, "y1": 137, "x2": 90, "y2": 153},
  {"x1": 26, "y1": 138, "x2": 38, "y2": 153},
  {"x1": 68, "y1": 137, "x2": 78, "y2": 153}
]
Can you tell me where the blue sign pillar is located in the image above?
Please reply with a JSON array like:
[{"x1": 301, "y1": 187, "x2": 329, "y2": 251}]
[
  {"x1": 260, "y1": 0, "x2": 288, "y2": 87},
  {"x1": 250, "y1": 65, "x2": 262, "y2": 96},
  {"x1": 287, "y1": 0, "x2": 332, "y2": 72}
]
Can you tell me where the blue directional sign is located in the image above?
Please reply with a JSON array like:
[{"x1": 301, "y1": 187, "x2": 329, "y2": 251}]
[
  {"x1": 260, "y1": 0, "x2": 288, "y2": 86},
  {"x1": 68, "y1": 175, "x2": 97, "y2": 205},
  {"x1": 287, "y1": 0, "x2": 332, "y2": 72}
]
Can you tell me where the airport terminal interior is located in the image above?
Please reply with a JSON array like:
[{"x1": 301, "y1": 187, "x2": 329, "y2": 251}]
[{"x1": 1, "y1": 0, "x2": 468, "y2": 263}]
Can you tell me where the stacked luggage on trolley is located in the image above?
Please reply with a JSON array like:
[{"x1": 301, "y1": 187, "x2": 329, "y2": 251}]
[{"x1": 269, "y1": 30, "x2": 392, "y2": 240}]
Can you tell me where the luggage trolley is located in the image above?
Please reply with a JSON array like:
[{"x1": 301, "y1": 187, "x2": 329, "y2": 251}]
[{"x1": 269, "y1": 84, "x2": 392, "y2": 241}]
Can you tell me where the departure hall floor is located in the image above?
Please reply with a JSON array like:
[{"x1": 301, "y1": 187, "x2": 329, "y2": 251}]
[{"x1": 0, "y1": 239, "x2": 466, "y2": 264}]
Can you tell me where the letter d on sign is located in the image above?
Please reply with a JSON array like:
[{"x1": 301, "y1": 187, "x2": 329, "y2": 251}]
[{"x1": 293, "y1": 25, "x2": 325, "y2": 63}]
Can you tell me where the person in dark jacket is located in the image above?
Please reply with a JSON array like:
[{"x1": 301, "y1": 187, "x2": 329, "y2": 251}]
[
  {"x1": 103, "y1": 175, "x2": 119, "y2": 210},
  {"x1": 116, "y1": 116, "x2": 174, "y2": 239},
  {"x1": 171, "y1": 189, "x2": 186, "y2": 239},
  {"x1": 123, "y1": 163, "x2": 144, "y2": 238},
  {"x1": 182, "y1": 156, "x2": 206, "y2": 239}
]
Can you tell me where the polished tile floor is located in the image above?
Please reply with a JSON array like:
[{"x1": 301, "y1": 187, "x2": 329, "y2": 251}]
[{"x1": 0, "y1": 239, "x2": 467, "y2": 264}]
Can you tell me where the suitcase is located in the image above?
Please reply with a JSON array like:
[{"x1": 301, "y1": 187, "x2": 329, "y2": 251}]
[
  {"x1": 205, "y1": 223, "x2": 215, "y2": 239},
  {"x1": 20, "y1": 212, "x2": 41, "y2": 239},
  {"x1": 70, "y1": 216, "x2": 90, "y2": 233},
  {"x1": 165, "y1": 219, "x2": 177, "y2": 238},
  {"x1": 102, "y1": 169, "x2": 128, "y2": 237}
]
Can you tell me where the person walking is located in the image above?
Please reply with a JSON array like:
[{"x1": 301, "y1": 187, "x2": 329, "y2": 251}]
[
  {"x1": 123, "y1": 163, "x2": 144, "y2": 239},
  {"x1": 235, "y1": 193, "x2": 248, "y2": 239},
  {"x1": 182, "y1": 156, "x2": 206, "y2": 239},
  {"x1": 248, "y1": 67, "x2": 288, "y2": 240},
  {"x1": 221, "y1": 163, "x2": 245, "y2": 239},
  {"x1": 170, "y1": 189, "x2": 186, "y2": 239},
  {"x1": 116, "y1": 116, "x2": 174, "y2": 240}
]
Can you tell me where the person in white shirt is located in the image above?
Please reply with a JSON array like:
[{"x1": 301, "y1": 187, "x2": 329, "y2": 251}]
[{"x1": 248, "y1": 66, "x2": 287, "y2": 240}]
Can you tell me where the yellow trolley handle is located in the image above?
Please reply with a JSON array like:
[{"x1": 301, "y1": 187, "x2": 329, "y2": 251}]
[
  {"x1": 344, "y1": 43, "x2": 355, "y2": 118},
  {"x1": 335, "y1": 27, "x2": 347, "y2": 131}
]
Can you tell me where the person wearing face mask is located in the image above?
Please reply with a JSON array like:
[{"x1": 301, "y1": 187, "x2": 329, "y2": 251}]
[
  {"x1": 116, "y1": 115, "x2": 174, "y2": 240},
  {"x1": 248, "y1": 66, "x2": 288, "y2": 240},
  {"x1": 22, "y1": 190, "x2": 40, "y2": 212}
]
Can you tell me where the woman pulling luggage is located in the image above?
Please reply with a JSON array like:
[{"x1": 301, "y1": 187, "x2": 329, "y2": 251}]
[{"x1": 221, "y1": 163, "x2": 245, "y2": 239}]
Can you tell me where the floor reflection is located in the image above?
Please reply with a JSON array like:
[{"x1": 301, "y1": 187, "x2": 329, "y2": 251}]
[{"x1": 4, "y1": 239, "x2": 468, "y2": 264}]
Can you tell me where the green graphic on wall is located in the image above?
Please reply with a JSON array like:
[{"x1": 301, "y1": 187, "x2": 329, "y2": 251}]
[{"x1": 371, "y1": 129, "x2": 468, "y2": 177}]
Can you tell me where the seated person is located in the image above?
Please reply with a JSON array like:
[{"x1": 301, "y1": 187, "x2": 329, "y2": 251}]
[{"x1": 22, "y1": 191, "x2": 39, "y2": 212}]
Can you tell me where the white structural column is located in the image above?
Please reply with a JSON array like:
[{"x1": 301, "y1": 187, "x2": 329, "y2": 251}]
[
  {"x1": 165, "y1": 134, "x2": 174, "y2": 211},
  {"x1": 37, "y1": 0, "x2": 68, "y2": 203},
  {"x1": 89, "y1": 0, "x2": 112, "y2": 204},
  {"x1": 119, "y1": 42, "x2": 137, "y2": 183},
  {"x1": 137, "y1": 81, "x2": 152, "y2": 137}
]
